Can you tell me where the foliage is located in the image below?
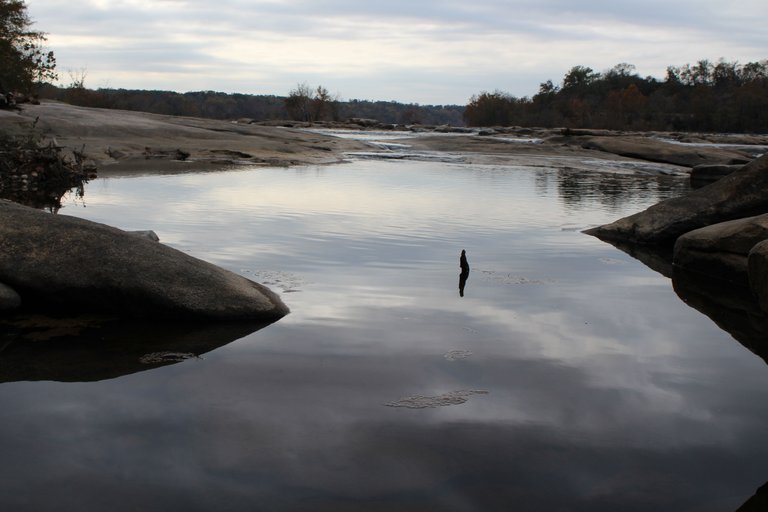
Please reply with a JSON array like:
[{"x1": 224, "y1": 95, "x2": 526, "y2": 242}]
[
  {"x1": 338, "y1": 99, "x2": 463, "y2": 126},
  {"x1": 284, "y1": 82, "x2": 313, "y2": 121},
  {"x1": 284, "y1": 82, "x2": 340, "y2": 122},
  {"x1": 0, "y1": 0, "x2": 56, "y2": 94},
  {"x1": 464, "y1": 91, "x2": 523, "y2": 127},
  {"x1": 463, "y1": 58, "x2": 768, "y2": 132},
  {"x1": 0, "y1": 122, "x2": 96, "y2": 212},
  {"x1": 562, "y1": 65, "x2": 598, "y2": 90}
]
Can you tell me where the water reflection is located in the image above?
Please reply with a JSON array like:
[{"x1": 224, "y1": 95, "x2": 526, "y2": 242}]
[
  {"x1": 596, "y1": 239, "x2": 675, "y2": 278},
  {"x1": 0, "y1": 139, "x2": 95, "y2": 213},
  {"x1": 556, "y1": 169, "x2": 690, "y2": 213},
  {"x1": 3, "y1": 161, "x2": 767, "y2": 511},
  {"x1": 594, "y1": 239, "x2": 768, "y2": 365},
  {"x1": 0, "y1": 178, "x2": 86, "y2": 213},
  {"x1": 459, "y1": 249, "x2": 470, "y2": 297},
  {"x1": 0, "y1": 315, "x2": 274, "y2": 382},
  {"x1": 672, "y1": 270, "x2": 768, "y2": 365}
]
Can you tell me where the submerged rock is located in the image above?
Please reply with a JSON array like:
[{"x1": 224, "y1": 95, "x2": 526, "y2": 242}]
[
  {"x1": 0, "y1": 199, "x2": 289, "y2": 320},
  {"x1": 585, "y1": 154, "x2": 768, "y2": 246}
]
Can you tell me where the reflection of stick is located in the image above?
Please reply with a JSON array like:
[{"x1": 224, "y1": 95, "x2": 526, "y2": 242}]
[{"x1": 459, "y1": 249, "x2": 470, "y2": 297}]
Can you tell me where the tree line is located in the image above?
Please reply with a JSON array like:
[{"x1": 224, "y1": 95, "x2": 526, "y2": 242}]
[
  {"x1": 463, "y1": 60, "x2": 768, "y2": 132},
  {"x1": 43, "y1": 59, "x2": 767, "y2": 133},
  {"x1": 38, "y1": 83, "x2": 465, "y2": 127}
]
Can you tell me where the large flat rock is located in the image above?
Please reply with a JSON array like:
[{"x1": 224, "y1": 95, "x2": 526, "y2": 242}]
[
  {"x1": 579, "y1": 135, "x2": 751, "y2": 168},
  {"x1": 1, "y1": 101, "x2": 370, "y2": 172},
  {"x1": 0, "y1": 199, "x2": 289, "y2": 320}
]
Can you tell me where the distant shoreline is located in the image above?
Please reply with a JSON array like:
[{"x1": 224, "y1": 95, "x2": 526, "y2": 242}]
[{"x1": 2, "y1": 101, "x2": 765, "y2": 176}]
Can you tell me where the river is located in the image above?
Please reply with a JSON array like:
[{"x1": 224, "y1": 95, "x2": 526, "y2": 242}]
[{"x1": 1, "y1": 148, "x2": 767, "y2": 511}]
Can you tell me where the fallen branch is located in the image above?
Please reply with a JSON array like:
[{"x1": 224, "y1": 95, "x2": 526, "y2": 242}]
[{"x1": 0, "y1": 120, "x2": 97, "y2": 212}]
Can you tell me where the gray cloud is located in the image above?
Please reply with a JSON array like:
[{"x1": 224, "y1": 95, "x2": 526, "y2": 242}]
[{"x1": 27, "y1": 0, "x2": 768, "y2": 103}]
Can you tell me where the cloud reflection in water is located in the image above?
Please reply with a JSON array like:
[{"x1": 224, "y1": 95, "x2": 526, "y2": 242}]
[{"x1": 2, "y1": 160, "x2": 767, "y2": 510}]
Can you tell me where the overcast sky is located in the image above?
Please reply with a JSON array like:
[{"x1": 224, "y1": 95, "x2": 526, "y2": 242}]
[{"x1": 27, "y1": 0, "x2": 768, "y2": 105}]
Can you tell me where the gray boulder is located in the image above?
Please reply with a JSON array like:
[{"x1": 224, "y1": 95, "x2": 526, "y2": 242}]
[
  {"x1": 673, "y1": 214, "x2": 768, "y2": 286},
  {"x1": 0, "y1": 199, "x2": 289, "y2": 320},
  {"x1": 585, "y1": 154, "x2": 768, "y2": 245},
  {"x1": 0, "y1": 282, "x2": 21, "y2": 311}
]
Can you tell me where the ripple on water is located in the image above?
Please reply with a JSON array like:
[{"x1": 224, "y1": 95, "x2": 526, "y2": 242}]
[
  {"x1": 477, "y1": 269, "x2": 557, "y2": 285},
  {"x1": 242, "y1": 270, "x2": 309, "y2": 293},
  {"x1": 444, "y1": 349, "x2": 473, "y2": 361},
  {"x1": 385, "y1": 390, "x2": 489, "y2": 409}
]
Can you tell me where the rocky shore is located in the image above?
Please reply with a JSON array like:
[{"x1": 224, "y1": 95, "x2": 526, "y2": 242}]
[{"x1": 585, "y1": 152, "x2": 768, "y2": 352}]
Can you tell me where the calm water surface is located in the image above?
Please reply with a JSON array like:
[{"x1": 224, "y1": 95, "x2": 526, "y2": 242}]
[{"x1": 2, "y1": 157, "x2": 768, "y2": 511}]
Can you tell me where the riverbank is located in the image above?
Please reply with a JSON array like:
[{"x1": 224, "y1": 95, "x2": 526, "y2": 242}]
[
  {"x1": 0, "y1": 101, "x2": 371, "y2": 174},
  {"x1": 1, "y1": 101, "x2": 765, "y2": 176}
]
